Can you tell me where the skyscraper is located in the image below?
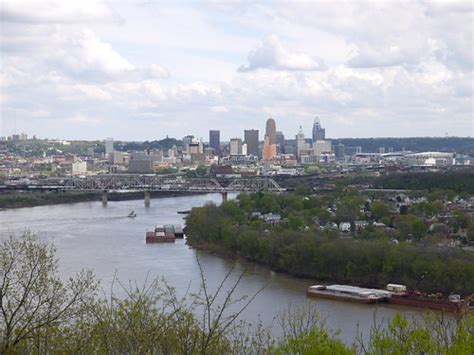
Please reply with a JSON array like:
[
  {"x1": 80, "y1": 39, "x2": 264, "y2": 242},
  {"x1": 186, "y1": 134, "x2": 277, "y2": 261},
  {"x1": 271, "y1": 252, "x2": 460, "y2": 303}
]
[
  {"x1": 209, "y1": 130, "x2": 220, "y2": 154},
  {"x1": 312, "y1": 117, "x2": 325, "y2": 143},
  {"x1": 296, "y1": 126, "x2": 305, "y2": 159},
  {"x1": 265, "y1": 118, "x2": 277, "y2": 144},
  {"x1": 263, "y1": 118, "x2": 277, "y2": 161},
  {"x1": 105, "y1": 137, "x2": 114, "y2": 156},
  {"x1": 244, "y1": 129, "x2": 259, "y2": 157}
]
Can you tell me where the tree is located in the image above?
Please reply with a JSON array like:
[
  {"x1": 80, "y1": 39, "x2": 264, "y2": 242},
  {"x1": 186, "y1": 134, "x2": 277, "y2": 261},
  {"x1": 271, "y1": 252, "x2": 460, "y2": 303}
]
[
  {"x1": 0, "y1": 233, "x2": 97, "y2": 354},
  {"x1": 370, "y1": 201, "x2": 391, "y2": 221}
]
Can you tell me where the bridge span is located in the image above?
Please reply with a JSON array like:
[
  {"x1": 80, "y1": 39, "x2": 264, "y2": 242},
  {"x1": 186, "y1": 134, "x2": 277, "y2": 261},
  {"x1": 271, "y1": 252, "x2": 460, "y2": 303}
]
[{"x1": 2, "y1": 175, "x2": 285, "y2": 206}]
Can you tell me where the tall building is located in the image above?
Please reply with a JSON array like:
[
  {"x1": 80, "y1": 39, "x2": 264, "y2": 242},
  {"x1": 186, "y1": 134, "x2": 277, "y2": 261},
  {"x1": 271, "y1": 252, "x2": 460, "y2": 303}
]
[
  {"x1": 263, "y1": 135, "x2": 277, "y2": 161},
  {"x1": 244, "y1": 129, "x2": 259, "y2": 157},
  {"x1": 263, "y1": 118, "x2": 277, "y2": 160},
  {"x1": 335, "y1": 143, "x2": 345, "y2": 159},
  {"x1": 276, "y1": 131, "x2": 285, "y2": 154},
  {"x1": 312, "y1": 117, "x2": 325, "y2": 143},
  {"x1": 229, "y1": 138, "x2": 243, "y2": 155},
  {"x1": 296, "y1": 126, "x2": 306, "y2": 159},
  {"x1": 209, "y1": 130, "x2": 220, "y2": 154},
  {"x1": 105, "y1": 138, "x2": 114, "y2": 155},
  {"x1": 265, "y1": 118, "x2": 277, "y2": 144}
]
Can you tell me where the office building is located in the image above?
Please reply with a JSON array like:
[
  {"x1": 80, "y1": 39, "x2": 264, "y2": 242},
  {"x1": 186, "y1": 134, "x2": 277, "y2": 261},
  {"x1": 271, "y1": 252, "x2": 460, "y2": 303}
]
[
  {"x1": 209, "y1": 130, "x2": 220, "y2": 154},
  {"x1": 105, "y1": 137, "x2": 114, "y2": 155},
  {"x1": 312, "y1": 117, "x2": 325, "y2": 142},
  {"x1": 313, "y1": 140, "x2": 332, "y2": 156},
  {"x1": 229, "y1": 138, "x2": 243, "y2": 156},
  {"x1": 263, "y1": 135, "x2": 277, "y2": 161},
  {"x1": 265, "y1": 118, "x2": 277, "y2": 144},
  {"x1": 296, "y1": 126, "x2": 306, "y2": 159},
  {"x1": 276, "y1": 131, "x2": 285, "y2": 154},
  {"x1": 71, "y1": 161, "x2": 87, "y2": 175},
  {"x1": 244, "y1": 129, "x2": 259, "y2": 157},
  {"x1": 263, "y1": 118, "x2": 277, "y2": 160},
  {"x1": 335, "y1": 143, "x2": 345, "y2": 159}
]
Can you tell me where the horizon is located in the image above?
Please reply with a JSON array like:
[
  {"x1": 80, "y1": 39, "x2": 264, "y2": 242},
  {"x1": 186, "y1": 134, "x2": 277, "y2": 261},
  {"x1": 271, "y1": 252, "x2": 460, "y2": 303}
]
[{"x1": 1, "y1": 1, "x2": 473, "y2": 139}]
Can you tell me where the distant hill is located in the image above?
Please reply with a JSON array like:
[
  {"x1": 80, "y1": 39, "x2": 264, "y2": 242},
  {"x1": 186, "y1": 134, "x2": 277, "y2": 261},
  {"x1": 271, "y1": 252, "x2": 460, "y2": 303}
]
[{"x1": 331, "y1": 137, "x2": 474, "y2": 155}]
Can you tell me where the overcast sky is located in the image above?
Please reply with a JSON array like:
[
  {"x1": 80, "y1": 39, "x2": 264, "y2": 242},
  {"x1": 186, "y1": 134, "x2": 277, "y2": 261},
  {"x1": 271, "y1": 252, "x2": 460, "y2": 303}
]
[{"x1": 1, "y1": 1, "x2": 473, "y2": 141}]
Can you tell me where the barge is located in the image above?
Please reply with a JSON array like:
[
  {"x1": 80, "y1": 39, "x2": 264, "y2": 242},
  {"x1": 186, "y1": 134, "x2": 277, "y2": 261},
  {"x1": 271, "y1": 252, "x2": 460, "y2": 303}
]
[
  {"x1": 306, "y1": 285, "x2": 390, "y2": 304},
  {"x1": 386, "y1": 284, "x2": 470, "y2": 314},
  {"x1": 145, "y1": 226, "x2": 175, "y2": 243}
]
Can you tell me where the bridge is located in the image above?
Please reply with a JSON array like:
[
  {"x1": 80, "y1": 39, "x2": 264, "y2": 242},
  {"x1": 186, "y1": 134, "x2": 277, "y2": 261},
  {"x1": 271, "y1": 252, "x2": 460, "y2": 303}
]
[{"x1": 2, "y1": 175, "x2": 285, "y2": 206}]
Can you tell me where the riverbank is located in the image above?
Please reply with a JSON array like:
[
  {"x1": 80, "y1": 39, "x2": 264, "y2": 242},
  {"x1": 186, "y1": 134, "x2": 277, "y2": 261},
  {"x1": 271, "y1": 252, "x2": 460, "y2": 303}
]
[
  {"x1": 0, "y1": 190, "x2": 204, "y2": 209},
  {"x1": 185, "y1": 201, "x2": 474, "y2": 297}
]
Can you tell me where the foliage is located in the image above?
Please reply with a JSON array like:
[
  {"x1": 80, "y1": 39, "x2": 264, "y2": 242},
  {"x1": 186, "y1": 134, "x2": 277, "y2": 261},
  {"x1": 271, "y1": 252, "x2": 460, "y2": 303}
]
[
  {"x1": 1, "y1": 233, "x2": 473, "y2": 353},
  {"x1": 186, "y1": 193, "x2": 474, "y2": 296}
]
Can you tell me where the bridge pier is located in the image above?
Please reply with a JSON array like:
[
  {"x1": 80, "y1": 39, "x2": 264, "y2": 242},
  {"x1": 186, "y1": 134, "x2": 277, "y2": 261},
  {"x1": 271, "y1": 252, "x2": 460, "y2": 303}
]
[
  {"x1": 222, "y1": 191, "x2": 228, "y2": 202},
  {"x1": 144, "y1": 191, "x2": 151, "y2": 207},
  {"x1": 101, "y1": 190, "x2": 108, "y2": 206}
]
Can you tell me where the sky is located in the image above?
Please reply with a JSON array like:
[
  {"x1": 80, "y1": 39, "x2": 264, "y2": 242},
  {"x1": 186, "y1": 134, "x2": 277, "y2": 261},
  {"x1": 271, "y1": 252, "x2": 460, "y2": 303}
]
[{"x1": 0, "y1": 0, "x2": 473, "y2": 141}]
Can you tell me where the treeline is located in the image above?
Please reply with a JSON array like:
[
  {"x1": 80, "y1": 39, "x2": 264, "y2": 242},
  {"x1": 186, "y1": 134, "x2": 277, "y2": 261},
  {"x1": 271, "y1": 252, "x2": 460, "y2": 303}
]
[
  {"x1": 0, "y1": 191, "x2": 100, "y2": 209},
  {"x1": 117, "y1": 137, "x2": 182, "y2": 152},
  {"x1": 369, "y1": 170, "x2": 474, "y2": 195},
  {"x1": 1, "y1": 235, "x2": 473, "y2": 354},
  {"x1": 185, "y1": 197, "x2": 474, "y2": 296},
  {"x1": 333, "y1": 137, "x2": 474, "y2": 155}
]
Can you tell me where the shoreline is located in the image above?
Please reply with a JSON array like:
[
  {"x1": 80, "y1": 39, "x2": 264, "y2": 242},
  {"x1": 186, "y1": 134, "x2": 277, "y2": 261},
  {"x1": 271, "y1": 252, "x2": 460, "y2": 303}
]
[{"x1": 0, "y1": 190, "x2": 207, "y2": 209}]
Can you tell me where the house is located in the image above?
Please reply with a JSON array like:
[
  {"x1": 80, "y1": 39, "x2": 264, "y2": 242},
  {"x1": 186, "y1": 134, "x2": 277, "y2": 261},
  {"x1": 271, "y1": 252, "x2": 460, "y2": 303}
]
[
  {"x1": 262, "y1": 213, "x2": 281, "y2": 225},
  {"x1": 354, "y1": 220, "x2": 369, "y2": 231},
  {"x1": 339, "y1": 222, "x2": 351, "y2": 232}
]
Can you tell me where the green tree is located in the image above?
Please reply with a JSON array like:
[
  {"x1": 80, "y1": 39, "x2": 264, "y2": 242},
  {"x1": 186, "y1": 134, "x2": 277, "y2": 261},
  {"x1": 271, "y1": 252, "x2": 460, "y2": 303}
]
[
  {"x1": 0, "y1": 233, "x2": 97, "y2": 354},
  {"x1": 370, "y1": 201, "x2": 391, "y2": 221}
]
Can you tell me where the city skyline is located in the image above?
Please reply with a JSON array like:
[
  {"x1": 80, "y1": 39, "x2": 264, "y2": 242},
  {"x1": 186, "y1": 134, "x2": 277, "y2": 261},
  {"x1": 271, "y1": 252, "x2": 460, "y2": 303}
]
[{"x1": 1, "y1": 1, "x2": 473, "y2": 140}]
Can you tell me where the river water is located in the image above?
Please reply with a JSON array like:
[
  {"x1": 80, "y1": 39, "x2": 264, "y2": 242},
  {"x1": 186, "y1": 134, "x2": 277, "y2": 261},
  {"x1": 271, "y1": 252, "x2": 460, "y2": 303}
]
[{"x1": 0, "y1": 193, "x2": 426, "y2": 345}]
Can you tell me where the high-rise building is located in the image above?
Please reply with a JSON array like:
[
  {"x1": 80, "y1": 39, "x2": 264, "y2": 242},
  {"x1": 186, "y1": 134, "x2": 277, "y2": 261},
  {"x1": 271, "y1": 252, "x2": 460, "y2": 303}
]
[
  {"x1": 312, "y1": 117, "x2": 325, "y2": 143},
  {"x1": 209, "y1": 130, "x2": 220, "y2": 154},
  {"x1": 335, "y1": 143, "x2": 345, "y2": 159},
  {"x1": 263, "y1": 118, "x2": 277, "y2": 160},
  {"x1": 276, "y1": 131, "x2": 285, "y2": 154},
  {"x1": 244, "y1": 129, "x2": 259, "y2": 157},
  {"x1": 183, "y1": 135, "x2": 194, "y2": 151},
  {"x1": 265, "y1": 118, "x2": 277, "y2": 145},
  {"x1": 229, "y1": 138, "x2": 243, "y2": 155},
  {"x1": 296, "y1": 126, "x2": 306, "y2": 159},
  {"x1": 105, "y1": 138, "x2": 114, "y2": 155}
]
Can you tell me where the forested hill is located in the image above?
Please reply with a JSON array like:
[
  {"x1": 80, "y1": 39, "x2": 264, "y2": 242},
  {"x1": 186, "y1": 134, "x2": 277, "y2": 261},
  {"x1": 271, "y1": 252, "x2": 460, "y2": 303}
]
[{"x1": 331, "y1": 137, "x2": 474, "y2": 155}]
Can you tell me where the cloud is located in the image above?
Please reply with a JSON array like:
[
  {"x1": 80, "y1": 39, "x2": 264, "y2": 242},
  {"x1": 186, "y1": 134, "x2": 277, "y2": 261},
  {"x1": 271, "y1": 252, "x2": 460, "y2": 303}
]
[
  {"x1": 239, "y1": 35, "x2": 326, "y2": 72},
  {"x1": 0, "y1": 0, "x2": 121, "y2": 24}
]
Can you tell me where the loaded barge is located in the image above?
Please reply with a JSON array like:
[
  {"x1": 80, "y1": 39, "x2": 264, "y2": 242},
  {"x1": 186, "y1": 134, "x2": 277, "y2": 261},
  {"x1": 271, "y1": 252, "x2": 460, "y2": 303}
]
[
  {"x1": 306, "y1": 285, "x2": 391, "y2": 304},
  {"x1": 145, "y1": 224, "x2": 184, "y2": 243},
  {"x1": 306, "y1": 283, "x2": 470, "y2": 313}
]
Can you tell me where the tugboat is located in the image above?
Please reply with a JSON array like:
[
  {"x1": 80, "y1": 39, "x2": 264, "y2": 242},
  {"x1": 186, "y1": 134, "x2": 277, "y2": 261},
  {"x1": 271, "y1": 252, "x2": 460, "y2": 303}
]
[{"x1": 386, "y1": 284, "x2": 470, "y2": 314}]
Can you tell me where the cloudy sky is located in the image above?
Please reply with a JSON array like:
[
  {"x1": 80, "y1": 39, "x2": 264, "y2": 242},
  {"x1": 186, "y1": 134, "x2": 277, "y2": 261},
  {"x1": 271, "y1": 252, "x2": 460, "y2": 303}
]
[{"x1": 1, "y1": 1, "x2": 473, "y2": 141}]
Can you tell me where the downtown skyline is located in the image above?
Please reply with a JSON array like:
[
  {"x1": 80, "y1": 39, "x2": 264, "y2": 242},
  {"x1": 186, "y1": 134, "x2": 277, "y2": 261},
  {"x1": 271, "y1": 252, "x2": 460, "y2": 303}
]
[{"x1": 1, "y1": 1, "x2": 473, "y2": 140}]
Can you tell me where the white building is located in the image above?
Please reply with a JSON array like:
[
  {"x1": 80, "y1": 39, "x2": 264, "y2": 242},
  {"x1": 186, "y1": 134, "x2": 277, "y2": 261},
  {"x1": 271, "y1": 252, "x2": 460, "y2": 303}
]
[
  {"x1": 229, "y1": 138, "x2": 243, "y2": 155},
  {"x1": 71, "y1": 161, "x2": 87, "y2": 175},
  {"x1": 313, "y1": 140, "x2": 332, "y2": 156}
]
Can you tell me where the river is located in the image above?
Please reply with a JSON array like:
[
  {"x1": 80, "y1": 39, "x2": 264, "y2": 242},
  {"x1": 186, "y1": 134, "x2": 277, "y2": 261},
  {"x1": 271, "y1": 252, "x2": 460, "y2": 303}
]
[{"x1": 0, "y1": 193, "x2": 427, "y2": 345}]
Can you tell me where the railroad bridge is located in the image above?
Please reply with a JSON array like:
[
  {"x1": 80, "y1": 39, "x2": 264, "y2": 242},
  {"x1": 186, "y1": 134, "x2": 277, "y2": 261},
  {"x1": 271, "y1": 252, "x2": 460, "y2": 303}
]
[{"x1": 4, "y1": 175, "x2": 285, "y2": 206}]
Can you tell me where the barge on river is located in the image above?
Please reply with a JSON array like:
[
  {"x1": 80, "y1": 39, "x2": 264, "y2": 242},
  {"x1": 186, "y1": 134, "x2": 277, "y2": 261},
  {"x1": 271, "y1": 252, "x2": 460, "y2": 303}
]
[
  {"x1": 306, "y1": 283, "x2": 471, "y2": 313},
  {"x1": 146, "y1": 226, "x2": 175, "y2": 243},
  {"x1": 306, "y1": 285, "x2": 391, "y2": 304},
  {"x1": 386, "y1": 284, "x2": 470, "y2": 314}
]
